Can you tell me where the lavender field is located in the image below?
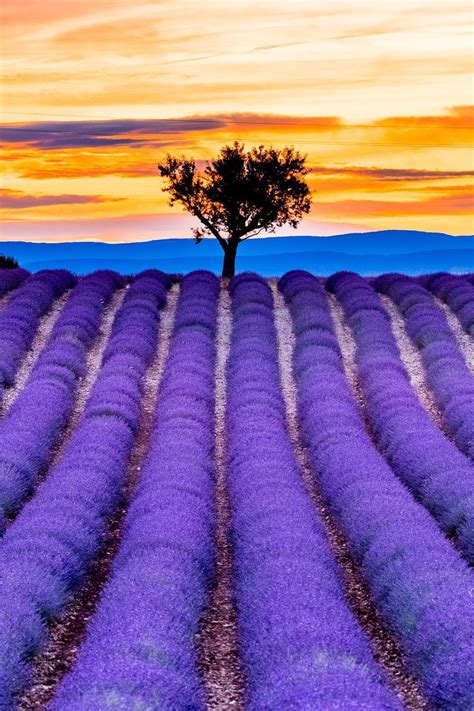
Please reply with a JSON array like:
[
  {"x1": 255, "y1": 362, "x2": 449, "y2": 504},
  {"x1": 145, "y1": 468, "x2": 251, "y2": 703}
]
[{"x1": 0, "y1": 267, "x2": 473, "y2": 711}]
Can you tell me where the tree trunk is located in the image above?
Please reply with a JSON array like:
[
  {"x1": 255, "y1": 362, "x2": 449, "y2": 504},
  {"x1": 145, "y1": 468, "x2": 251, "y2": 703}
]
[{"x1": 221, "y1": 242, "x2": 238, "y2": 278}]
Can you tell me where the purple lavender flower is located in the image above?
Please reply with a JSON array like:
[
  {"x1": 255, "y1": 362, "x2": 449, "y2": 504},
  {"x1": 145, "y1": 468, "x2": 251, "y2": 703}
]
[
  {"x1": 374, "y1": 274, "x2": 474, "y2": 459},
  {"x1": 0, "y1": 271, "x2": 122, "y2": 524},
  {"x1": 0, "y1": 269, "x2": 29, "y2": 298},
  {"x1": 227, "y1": 273, "x2": 401, "y2": 709},
  {"x1": 49, "y1": 272, "x2": 218, "y2": 711},
  {"x1": 423, "y1": 273, "x2": 474, "y2": 337},
  {"x1": 0, "y1": 270, "x2": 75, "y2": 401},
  {"x1": 326, "y1": 271, "x2": 474, "y2": 562},
  {"x1": 0, "y1": 271, "x2": 168, "y2": 708},
  {"x1": 280, "y1": 270, "x2": 474, "y2": 709}
]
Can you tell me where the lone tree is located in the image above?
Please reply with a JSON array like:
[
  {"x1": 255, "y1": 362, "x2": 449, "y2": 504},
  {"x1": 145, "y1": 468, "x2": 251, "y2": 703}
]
[{"x1": 158, "y1": 142, "x2": 311, "y2": 277}]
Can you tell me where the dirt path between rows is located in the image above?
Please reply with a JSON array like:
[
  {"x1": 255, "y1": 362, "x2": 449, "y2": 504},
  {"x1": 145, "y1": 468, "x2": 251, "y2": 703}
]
[
  {"x1": 18, "y1": 284, "x2": 181, "y2": 710},
  {"x1": 271, "y1": 282, "x2": 427, "y2": 710},
  {"x1": 0, "y1": 291, "x2": 14, "y2": 311},
  {"x1": 378, "y1": 294, "x2": 448, "y2": 432},
  {"x1": 195, "y1": 284, "x2": 246, "y2": 710},
  {"x1": 434, "y1": 296, "x2": 474, "y2": 374}
]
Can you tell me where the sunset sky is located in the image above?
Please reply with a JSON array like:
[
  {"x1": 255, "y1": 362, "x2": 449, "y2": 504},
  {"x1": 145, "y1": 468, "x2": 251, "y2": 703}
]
[{"x1": 1, "y1": 0, "x2": 473, "y2": 242}]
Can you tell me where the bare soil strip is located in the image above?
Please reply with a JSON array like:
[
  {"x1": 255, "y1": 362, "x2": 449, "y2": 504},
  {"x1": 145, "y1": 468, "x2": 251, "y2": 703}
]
[
  {"x1": 0, "y1": 291, "x2": 71, "y2": 419},
  {"x1": 0, "y1": 291, "x2": 14, "y2": 311},
  {"x1": 18, "y1": 285, "x2": 181, "y2": 711},
  {"x1": 434, "y1": 297, "x2": 474, "y2": 374},
  {"x1": 377, "y1": 294, "x2": 448, "y2": 432},
  {"x1": 271, "y1": 283, "x2": 427, "y2": 711},
  {"x1": 195, "y1": 284, "x2": 246, "y2": 710}
]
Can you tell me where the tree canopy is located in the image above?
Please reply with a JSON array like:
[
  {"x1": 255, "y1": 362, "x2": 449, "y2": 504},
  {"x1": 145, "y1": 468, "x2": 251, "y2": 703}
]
[{"x1": 158, "y1": 142, "x2": 311, "y2": 276}]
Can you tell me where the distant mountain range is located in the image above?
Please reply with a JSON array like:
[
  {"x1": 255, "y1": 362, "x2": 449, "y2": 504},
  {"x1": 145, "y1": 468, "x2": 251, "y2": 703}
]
[{"x1": 1, "y1": 230, "x2": 472, "y2": 276}]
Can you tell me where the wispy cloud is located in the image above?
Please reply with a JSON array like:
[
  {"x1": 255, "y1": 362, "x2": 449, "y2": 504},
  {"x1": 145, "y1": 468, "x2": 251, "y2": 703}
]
[
  {"x1": 373, "y1": 105, "x2": 474, "y2": 129},
  {"x1": 311, "y1": 166, "x2": 474, "y2": 181},
  {"x1": 0, "y1": 189, "x2": 120, "y2": 209},
  {"x1": 3, "y1": 0, "x2": 472, "y2": 124},
  {"x1": 0, "y1": 118, "x2": 226, "y2": 150},
  {"x1": 251, "y1": 41, "x2": 307, "y2": 52}
]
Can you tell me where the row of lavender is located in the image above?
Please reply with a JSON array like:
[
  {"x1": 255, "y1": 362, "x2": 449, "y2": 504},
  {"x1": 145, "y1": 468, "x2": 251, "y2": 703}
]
[
  {"x1": 227, "y1": 275, "x2": 401, "y2": 709},
  {"x1": 0, "y1": 270, "x2": 74, "y2": 404},
  {"x1": 51, "y1": 271, "x2": 219, "y2": 709},
  {"x1": 0, "y1": 269, "x2": 29, "y2": 298},
  {"x1": 0, "y1": 271, "x2": 123, "y2": 531},
  {"x1": 0, "y1": 270, "x2": 170, "y2": 708},
  {"x1": 280, "y1": 271, "x2": 474, "y2": 709},
  {"x1": 375, "y1": 274, "x2": 474, "y2": 459},
  {"x1": 421, "y1": 272, "x2": 474, "y2": 337},
  {"x1": 328, "y1": 272, "x2": 474, "y2": 561}
]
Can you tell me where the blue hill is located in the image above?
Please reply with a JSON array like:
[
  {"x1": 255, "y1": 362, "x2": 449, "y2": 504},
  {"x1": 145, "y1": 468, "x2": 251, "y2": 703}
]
[{"x1": 1, "y1": 230, "x2": 472, "y2": 275}]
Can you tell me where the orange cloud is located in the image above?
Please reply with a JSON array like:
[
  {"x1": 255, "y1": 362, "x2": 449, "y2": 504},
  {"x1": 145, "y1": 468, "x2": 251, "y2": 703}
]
[
  {"x1": 1, "y1": 108, "x2": 472, "y2": 235},
  {"x1": 315, "y1": 192, "x2": 473, "y2": 218}
]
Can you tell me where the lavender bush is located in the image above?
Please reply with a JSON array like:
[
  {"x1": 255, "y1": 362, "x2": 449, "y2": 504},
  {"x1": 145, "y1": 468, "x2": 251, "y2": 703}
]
[
  {"x1": 0, "y1": 271, "x2": 168, "y2": 708},
  {"x1": 374, "y1": 274, "x2": 474, "y2": 459},
  {"x1": 0, "y1": 271, "x2": 122, "y2": 530},
  {"x1": 227, "y1": 273, "x2": 401, "y2": 709},
  {"x1": 0, "y1": 268, "x2": 29, "y2": 298},
  {"x1": 327, "y1": 271, "x2": 474, "y2": 562},
  {"x1": 0, "y1": 270, "x2": 75, "y2": 402},
  {"x1": 50, "y1": 271, "x2": 218, "y2": 710},
  {"x1": 279, "y1": 270, "x2": 474, "y2": 709},
  {"x1": 422, "y1": 273, "x2": 474, "y2": 337}
]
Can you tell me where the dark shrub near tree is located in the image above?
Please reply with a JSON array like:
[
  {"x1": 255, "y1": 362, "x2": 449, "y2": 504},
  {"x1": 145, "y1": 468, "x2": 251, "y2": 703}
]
[
  {"x1": 0, "y1": 255, "x2": 19, "y2": 269},
  {"x1": 158, "y1": 142, "x2": 312, "y2": 277}
]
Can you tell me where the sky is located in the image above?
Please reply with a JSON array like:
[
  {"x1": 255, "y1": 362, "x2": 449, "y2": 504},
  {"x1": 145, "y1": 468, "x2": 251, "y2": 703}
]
[{"x1": 1, "y1": 0, "x2": 473, "y2": 242}]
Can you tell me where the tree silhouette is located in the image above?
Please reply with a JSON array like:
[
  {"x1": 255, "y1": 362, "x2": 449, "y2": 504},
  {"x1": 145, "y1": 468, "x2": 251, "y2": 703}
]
[{"x1": 158, "y1": 142, "x2": 311, "y2": 277}]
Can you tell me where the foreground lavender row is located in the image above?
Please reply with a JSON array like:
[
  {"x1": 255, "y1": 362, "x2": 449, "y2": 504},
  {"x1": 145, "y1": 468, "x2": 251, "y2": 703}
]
[
  {"x1": 0, "y1": 269, "x2": 472, "y2": 710},
  {"x1": 227, "y1": 275, "x2": 401, "y2": 709}
]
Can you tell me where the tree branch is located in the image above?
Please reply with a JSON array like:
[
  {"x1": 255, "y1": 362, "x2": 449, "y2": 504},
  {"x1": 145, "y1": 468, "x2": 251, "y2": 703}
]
[
  {"x1": 190, "y1": 205, "x2": 228, "y2": 251},
  {"x1": 239, "y1": 225, "x2": 268, "y2": 241}
]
